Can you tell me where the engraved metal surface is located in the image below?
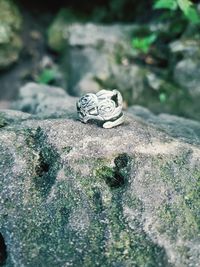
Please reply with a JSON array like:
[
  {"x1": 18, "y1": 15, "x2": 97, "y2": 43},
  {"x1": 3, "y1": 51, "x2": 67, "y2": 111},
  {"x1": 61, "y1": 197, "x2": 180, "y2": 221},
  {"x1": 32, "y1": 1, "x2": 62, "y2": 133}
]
[{"x1": 77, "y1": 89, "x2": 124, "y2": 128}]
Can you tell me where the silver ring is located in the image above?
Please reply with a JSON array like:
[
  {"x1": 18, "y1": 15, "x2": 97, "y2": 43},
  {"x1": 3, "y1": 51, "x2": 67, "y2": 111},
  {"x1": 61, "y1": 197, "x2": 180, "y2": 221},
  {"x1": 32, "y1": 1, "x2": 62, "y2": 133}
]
[{"x1": 77, "y1": 89, "x2": 124, "y2": 128}]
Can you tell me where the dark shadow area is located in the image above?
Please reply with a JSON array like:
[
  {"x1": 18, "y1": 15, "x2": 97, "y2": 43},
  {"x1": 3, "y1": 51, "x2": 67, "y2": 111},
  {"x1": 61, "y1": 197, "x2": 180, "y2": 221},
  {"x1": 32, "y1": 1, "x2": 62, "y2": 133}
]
[
  {"x1": 97, "y1": 153, "x2": 131, "y2": 188},
  {"x1": 16, "y1": 0, "x2": 153, "y2": 22},
  {"x1": 0, "y1": 233, "x2": 7, "y2": 266}
]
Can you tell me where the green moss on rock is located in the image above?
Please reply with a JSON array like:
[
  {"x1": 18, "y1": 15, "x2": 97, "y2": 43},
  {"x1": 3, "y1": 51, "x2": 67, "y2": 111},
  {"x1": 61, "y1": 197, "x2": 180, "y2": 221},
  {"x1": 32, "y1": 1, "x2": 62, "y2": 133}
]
[
  {"x1": 48, "y1": 9, "x2": 73, "y2": 52},
  {"x1": 147, "y1": 152, "x2": 200, "y2": 262},
  {"x1": 0, "y1": 113, "x2": 8, "y2": 128},
  {"x1": 0, "y1": 103, "x2": 200, "y2": 266}
]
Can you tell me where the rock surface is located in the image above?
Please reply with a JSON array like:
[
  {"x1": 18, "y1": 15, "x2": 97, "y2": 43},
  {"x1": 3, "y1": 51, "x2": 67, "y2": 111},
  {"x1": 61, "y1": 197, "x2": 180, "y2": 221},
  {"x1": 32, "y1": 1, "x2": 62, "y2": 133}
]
[
  {"x1": 0, "y1": 0, "x2": 22, "y2": 70},
  {"x1": 170, "y1": 38, "x2": 200, "y2": 121},
  {"x1": 128, "y1": 105, "x2": 200, "y2": 146},
  {"x1": 14, "y1": 82, "x2": 77, "y2": 118},
  {"x1": 0, "y1": 83, "x2": 200, "y2": 267}
]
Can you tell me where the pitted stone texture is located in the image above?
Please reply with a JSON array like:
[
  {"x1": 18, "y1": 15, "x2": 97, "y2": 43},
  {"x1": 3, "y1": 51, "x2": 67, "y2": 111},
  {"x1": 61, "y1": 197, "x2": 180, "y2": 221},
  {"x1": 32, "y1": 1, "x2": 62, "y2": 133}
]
[{"x1": 1, "y1": 84, "x2": 200, "y2": 267}]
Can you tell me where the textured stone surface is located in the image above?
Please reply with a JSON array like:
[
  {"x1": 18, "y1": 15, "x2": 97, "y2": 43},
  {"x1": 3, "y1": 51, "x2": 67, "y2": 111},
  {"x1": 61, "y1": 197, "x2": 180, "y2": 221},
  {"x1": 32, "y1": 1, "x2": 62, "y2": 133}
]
[
  {"x1": 128, "y1": 106, "x2": 200, "y2": 146},
  {"x1": 170, "y1": 38, "x2": 200, "y2": 121},
  {"x1": 13, "y1": 82, "x2": 77, "y2": 118},
  {"x1": 0, "y1": 83, "x2": 200, "y2": 266},
  {"x1": 0, "y1": 0, "x2": 22, "y2": 69},
  {"x1": 174, "y1": 58, "x2": 200, "y2": 98}
]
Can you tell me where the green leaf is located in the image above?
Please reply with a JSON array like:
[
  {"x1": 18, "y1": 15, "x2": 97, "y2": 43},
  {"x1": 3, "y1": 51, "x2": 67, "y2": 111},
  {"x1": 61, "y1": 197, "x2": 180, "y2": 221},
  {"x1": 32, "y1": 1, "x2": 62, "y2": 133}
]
[
  {"x1": 177, "y1": 0, "x2": 192, "y2": 14},
  {"x1": 37, "y1": 69, "x2": 57, "y2": 84},
  {"x1": 154, "y1": 0, "x2": 200, "y2": 24},
  {"x1": 131, "y1": 34, "x2": 157, "y2": 54},
  {"x1": 185, "y1": 7, "x2": 200, "y2": 23},
  {"x1": 159, "y1": 93, "x2": 167, "y2": 103},
  {"x1": 177, "y1": 0, "x2": 200, "y2": 23},
  {"x1": 154, "y1": 0, "x2": 178, "y2": 10}
]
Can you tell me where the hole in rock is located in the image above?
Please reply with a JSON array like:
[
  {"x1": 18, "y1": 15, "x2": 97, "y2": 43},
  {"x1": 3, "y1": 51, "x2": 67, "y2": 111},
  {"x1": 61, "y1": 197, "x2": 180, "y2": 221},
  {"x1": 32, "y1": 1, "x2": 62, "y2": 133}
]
[
  {"x1": 97, "y1": 153, "x2": 131, "y2": 188},
  {"x1": 0, "y1": 233, "x2": 7, "y2": 266},
  {"x1": 35, "y1": 151, "x2": 50, "y2": 177},
  {"x1": 99, "y1": 166, "x2": 125, "y2": 188},
  {"x1": 114, "y1": 153, "x2": 130, "y2": 169}
]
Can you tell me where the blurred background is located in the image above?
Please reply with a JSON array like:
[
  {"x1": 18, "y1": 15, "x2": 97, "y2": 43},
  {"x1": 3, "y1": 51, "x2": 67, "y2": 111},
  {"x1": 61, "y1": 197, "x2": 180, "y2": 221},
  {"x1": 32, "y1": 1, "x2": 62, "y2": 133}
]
[{"x1": 0, "y1": 0, "x2": 200, "y2": 121}]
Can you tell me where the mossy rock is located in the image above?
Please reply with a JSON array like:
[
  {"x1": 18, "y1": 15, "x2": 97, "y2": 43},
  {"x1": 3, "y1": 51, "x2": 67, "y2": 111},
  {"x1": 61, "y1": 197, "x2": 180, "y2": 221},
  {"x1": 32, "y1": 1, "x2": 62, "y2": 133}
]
[
  {"x1": 1, "y1": 83, "x2": 200, "y2": 266},
  {"x1": 47, "y1": 9, "x2": 80, "y2": 53},
  {"x1": 0, "y1": 0, "x2": 23, "y2": 69}
]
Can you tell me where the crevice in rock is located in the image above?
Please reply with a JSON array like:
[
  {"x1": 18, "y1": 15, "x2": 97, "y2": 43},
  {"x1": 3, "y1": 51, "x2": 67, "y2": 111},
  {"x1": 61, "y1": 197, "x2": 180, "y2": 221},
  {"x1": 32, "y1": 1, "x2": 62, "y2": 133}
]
[
  {"x1": 97, "y1": 165, "x2": 125, "y2": 188},
  {"x1": 114, "y1": 153, "x2": 130, "y2": 169},
  {"x1": 0, "y1": 116, "x2": 8, "y2": 129},
  {"x1": 25, "y1": 126, "x2": 62, "y2": 197},
  {"x1": 97, "y1": 153, "x2": 131, "y2": 188},
  {"x1": 35, "y1": 151, "x2": 50, "y2": 177},
  {"x1": 104, "y1": 172, "x2": 172, "y2": 267},
  {"x1": 0, "y1": 233, "x2": 7, "y2": 266}
]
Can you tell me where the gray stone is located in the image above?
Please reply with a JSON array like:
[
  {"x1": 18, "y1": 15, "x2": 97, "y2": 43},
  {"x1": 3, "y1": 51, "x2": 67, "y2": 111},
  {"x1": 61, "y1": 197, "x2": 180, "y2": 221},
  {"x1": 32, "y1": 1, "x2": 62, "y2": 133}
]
[
  {"x1": 174, "y1": 58, "x2": 200, "y2": 98},
  {"x1": 48, "y1": 20, "x2": 143, "y2": 97},
  {"x1": 170, "y1": 39, "x2": 200, "y2": 57},
  {"x1": 67, "y1": 46, "x2": 111, "y2": 96},
  {"x1": 63, "y1": 23, "x2": 137, "y2": 97},
  {"x1": 128, "y1": 105, "x2": 200, "y2": 146},
  {"x1": 169, "y1": 38, "x2": 200, "y2": 121},
  {"x1": 170, "y1": 38, "x2": 200, "y2": 98},
  {"x1": 13, "y1": 82, "x2": 77, "y2": 118},
  {"x1": 0, "y1": 83, "x2": 200, "y2": 267},
  {"x1": 67, "y1": 23, "x2": 134, "y2": 48},
  {"x1": 0, "y1": 0, "x2": 22, "y2": 69},
  {"x1": 100, "y1": 64, "x2": 148, "y2": 104},
  {"x1": 48, "y1": 21, "x2": 136, "y2": 53}
]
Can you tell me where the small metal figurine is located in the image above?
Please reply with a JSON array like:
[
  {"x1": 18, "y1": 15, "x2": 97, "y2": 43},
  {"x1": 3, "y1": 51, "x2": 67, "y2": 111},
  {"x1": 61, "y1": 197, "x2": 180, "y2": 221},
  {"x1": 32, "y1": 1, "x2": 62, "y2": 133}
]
[{"x1": 77, "y1": 89, "x2": 124, "y2": 128}]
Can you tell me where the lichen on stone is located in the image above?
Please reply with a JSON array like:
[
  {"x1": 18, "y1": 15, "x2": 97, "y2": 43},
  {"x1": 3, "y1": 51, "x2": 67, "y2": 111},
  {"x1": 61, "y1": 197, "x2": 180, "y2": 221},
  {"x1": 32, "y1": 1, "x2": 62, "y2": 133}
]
[{"x1": 1, "y1": 84, "x2": 200, "y2": 266}]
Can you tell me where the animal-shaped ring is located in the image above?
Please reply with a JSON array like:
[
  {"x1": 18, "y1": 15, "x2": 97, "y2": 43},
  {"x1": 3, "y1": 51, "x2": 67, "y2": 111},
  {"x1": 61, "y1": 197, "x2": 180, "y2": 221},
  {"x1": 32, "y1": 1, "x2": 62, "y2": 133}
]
[{"x1": 77, "y1": 89, "x2": 124, "y2": 128}]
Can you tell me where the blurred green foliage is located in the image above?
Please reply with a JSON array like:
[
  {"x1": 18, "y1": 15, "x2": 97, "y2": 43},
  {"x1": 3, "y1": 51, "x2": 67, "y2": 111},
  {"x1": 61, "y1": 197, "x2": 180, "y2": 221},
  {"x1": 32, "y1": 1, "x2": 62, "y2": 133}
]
[
  {"x1": 37, "y1": 69, "x2": 58, "y2": 85},
  {"x1": 131, "y1": 0, "x2": 200, "y2": 56},
  {"x1": 154, "y1": 0, "x2": 200, "y2": 23},
  {"x1": 159, "y1": 92, "x2": 167, "y2": 103},
  {"x1": 131, "y1": 34, "x2": 157, "y2": 53}
]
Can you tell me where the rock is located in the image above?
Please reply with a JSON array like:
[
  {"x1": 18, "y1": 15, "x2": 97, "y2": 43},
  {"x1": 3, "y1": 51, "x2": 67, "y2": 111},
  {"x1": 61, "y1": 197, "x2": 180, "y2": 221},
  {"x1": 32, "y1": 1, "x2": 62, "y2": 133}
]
[
  {"x1": 170, "y1": 39, "x2": 200, "y2": 57},
  {"x1": 48, "y1": 18, "x2": 141, "y2": 97},
  {"x1": 66, "y1": 46, "x2": 112, "y2": 96},
  {"x1": 48, "y1": 17, "x2": 135, "y2": 53},
  {"x1": 64, "y1": 23, "x2": 138, "y2": 97},
  {"x1": 98, "y1": 64, "x2": 148, "y2": 105},
  {"x1": 170, "y1": 38, "x2": 200, "y2": 121},
  {"x1": 0, "y1": 83, "x2": 200, "y2": 267},
  {"x1": 48, "y1": 20, "x2": 162, "y2": 105},
  {"x1": 174, "y1": 58, "x2": 200, "y2": 98},
  {"x1": 0, "y1": 0, "x2": 23, "y2": 69},
  {"x1": 170, "y1": 39, "x2": 200, "y2": 98},
  {"x1": 13, "y1": 82, "x2": 77, "y2": 118},
  {"x1": 74, "y1": 75, "x2": 102, "y2": 95},
  {"x1": 128, "y1": 105, "x2": 200, "y2": 146}
]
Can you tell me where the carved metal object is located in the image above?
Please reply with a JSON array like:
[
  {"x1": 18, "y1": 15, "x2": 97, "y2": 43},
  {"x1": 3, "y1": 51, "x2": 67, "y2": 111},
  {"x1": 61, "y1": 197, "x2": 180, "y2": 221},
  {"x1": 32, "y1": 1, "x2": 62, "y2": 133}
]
[{"x1": 77, "y1": 89, "x2": 124, "y2": 128}]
